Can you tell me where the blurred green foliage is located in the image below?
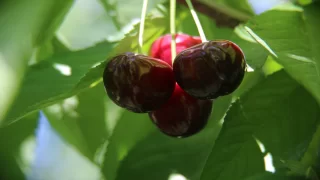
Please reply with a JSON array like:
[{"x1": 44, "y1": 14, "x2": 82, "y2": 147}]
[{"x1": 0, "y1": 0, "x2": 319, "y2": 180}]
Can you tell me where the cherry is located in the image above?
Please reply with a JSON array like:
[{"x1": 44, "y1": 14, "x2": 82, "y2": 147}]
[
  {"x1": 149, "y1": 84, "x2": 213, "y2": 137},
  {"x1": 150, "y1": 33, "x2": 202, "y2": 66},
  {"x1": 103, "y1": 52, "x2": 175, "y2": 113},
  {"x1": 148, "y1": 34, "x2": 212, "y2": 137},
  {"x1": 173, "y1": 40, "x2": 246, "y2": 99}
]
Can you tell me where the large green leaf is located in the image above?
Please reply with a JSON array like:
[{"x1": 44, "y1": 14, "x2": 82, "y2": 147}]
[
  {"x1": 4, "y1": 41, "x2": 115, "y2": 125},
  {"x1": 116, "y1": 129, "x2": 216, "y2": 180},
  {"x1": 200, "y1": 70, "x2": 320, "y2": 180},
  {"x1": 5, "y1": 16, "x2": 167, "y2": 125},
  {"x1": 0, "y1": 113, "x2": 38, "y2": 152},
  {"x1": 35, "y1": 1, "x2": 75, "y2": 45},
  {"x1": 102, "y1": 112, "x2": 156, "y2": 180},
  {"x1": 43, "y1": 83, "x2": 109, "y2": 162},
  {"x1": 34, "y1": 36, "x2": 70, "y2": 63},
  {"x1": 232, "y1": 70, "x2": 265, "y2": 98},
  {"x1": 245, "y1": 4, "x2": 320, "y2": 105},
  {"x1": 230, "y1": 34, "x2": 269, "y2": 69},
  {"x1": 0, "y1": 0, "x2": 73, "y2": 123},
  {"x1": 112, "y1": 95, "x2": 232, "y2": 180},
  {"x1": 244, "y1": 172, "x2": 307, "y2": 180},
  {"x1": 0, "y1": 149, "x2": 25, "y2": 180}
]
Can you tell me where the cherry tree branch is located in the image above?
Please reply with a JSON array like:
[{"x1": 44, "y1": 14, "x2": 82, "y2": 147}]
[{"x1": 176, "y1": 0, "x2": 241, "y2": 28}]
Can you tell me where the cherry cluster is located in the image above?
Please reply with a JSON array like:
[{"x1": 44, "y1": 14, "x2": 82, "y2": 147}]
[{"x1": 103, "y1": 33, "x2": 246, "y2": 138}]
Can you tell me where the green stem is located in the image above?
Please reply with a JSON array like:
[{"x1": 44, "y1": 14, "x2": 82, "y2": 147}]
[
  {"x1": 170, "y1": 0, "x2": 177, "y2": 64},
  {"x1": 138, "y1": 0, "x2": 149, "y2": 54},
  {"x1": 185, "y1": 0, "x2": 207, "y2": 42}
]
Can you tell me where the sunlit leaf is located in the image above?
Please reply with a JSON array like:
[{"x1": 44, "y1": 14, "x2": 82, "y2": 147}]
[
  {"x1": 0, "y1": 0, "x2": 73, "y2": 124},
  {"x1": 200, "y1": 71, "x2": 320, "y2": 180},
  {"x1": 246, "y1": 4, "x2": 320, "y2": 105},
  {"x1": 5, "y1": 41, "x2": 115, "y2": 125},
  {"x1": 5, "y1": 15, "x2": 167, "y2": 125}
]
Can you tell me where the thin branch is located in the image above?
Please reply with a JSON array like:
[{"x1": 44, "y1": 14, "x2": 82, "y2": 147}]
[
  {"x1": 170, "y1": 0, "x2": 177, "y2": 63},
  {"x1": 176, "y1": 0, "x2": 241, "y2": 28}
]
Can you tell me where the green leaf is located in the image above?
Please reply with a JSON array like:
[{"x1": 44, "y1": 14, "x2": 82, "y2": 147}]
[
  {"x1": 113, "y1": 95, "x2": 233, "y2": 180},
  {"x1": 200, "y1": 70, "x2": 320, "y2": 180},
  {"x1": 262, "y1": 56, "x2": 283, "y2": 76},
  {"x1": 0, "y1": 113, "x2": 38, "y2": 151},
  {"x1": 232, "y1": 70, "x2": 265, "y2": 98},
  {"x1": 244, "y1": 172, "x2": 307, "y2": 180},
  {"x1": 34, "y1": 41, "x2": 55, "y2": 63},
  {"x1": 43, "y1": 83, "x2": 109, "y2": 162},
  {"x1": 51, "y1": 36, "x2": 70, "y2": 54},
  {"x1": 297, "y1": 0, "x2": 313, "y2": 6},
  {"x1": 300, "y1": 124, "x2": 320, "y2": 173},
  {"x1": 245, "y1": 4, "x2": 320, "y2": 105},
  {"x1": 34, "y1": 36, "x2": 70, "y2": 63},
  {"x1": 116, "y1": 129, "x2": 216, "y2": 180},
  {"x1": 35, "y1": 1, "x2": 74, "y2": 45},
  {"x1": 102, "y1": 112, "x2": 156, "y2": 180},
  {"x1": 0, "y1": 0, "x2": 73, "y2": 123},
  {"x1": 5, "y1": 15, "x2": 168, "y2": 125},
  {"x1": 209, "y1": 95, "x2": 234, "y2": 128},
  {"x1": 4, "y1": 41, "x2": 116, "y2": 125},
  {"x1": 0, "y1": 149, "x2": 25, "y2": 180},
  {"x1": 230, "y1": 34, "x2": 269, "y2": 69}
]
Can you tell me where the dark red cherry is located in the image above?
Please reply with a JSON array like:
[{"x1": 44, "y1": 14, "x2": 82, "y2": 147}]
[
  {"x1": 149, "y1": 84, "x2": 213, "y2": 138},
  {"x1": 150, "y1": 33, "x2": 202, "y2": 66},
  {"x1": 173, "y1": 40, "x2": 246, "y2": 99},
  {"x1": 103, "y1": 52, "x2": 175, "y2": 113}
]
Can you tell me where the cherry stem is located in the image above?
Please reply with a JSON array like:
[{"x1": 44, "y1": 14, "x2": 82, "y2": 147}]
[
  {"x1": 170, "y1": 0, "x2": 177, "y2": 64},
  {"x1": 138, "y1": 0, "x2": 149, "y2": 54},
  {"x1": 185, "y1": 0, "x2": 207, "y2": 42}
]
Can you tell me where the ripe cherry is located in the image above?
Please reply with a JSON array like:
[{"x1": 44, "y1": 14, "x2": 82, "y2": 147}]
[
  {"x1": 103, "y1": 52, "x2": 175, "y2": 113},
  {"x1": 173, "y1": 40, "x2": 246, "y2": 99},
  {"x1": 149, "y1": 84, "x2": 213, "y2": 138},
  {"x1": 150, "y1": 33, "x2": 202, "y2": 66},
  {"x1": 149, "y1": 34, "x2": 212, "y2": 137}
]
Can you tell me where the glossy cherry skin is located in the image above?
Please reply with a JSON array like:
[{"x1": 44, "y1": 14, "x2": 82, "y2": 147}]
[
  {"x1": 149, "y1": 84, "x2": 213, "y2": 138},
  {"x1": 150, "y1": 33, "x2": 202, "y2": 66},
  {"x1": 103, "y1": 52, "x2": 175, "y2": 113},
  {"x1": 173, "y1": 40, "x2": 246, "y2": 99}
]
